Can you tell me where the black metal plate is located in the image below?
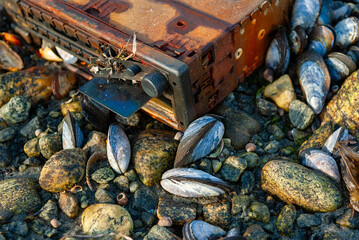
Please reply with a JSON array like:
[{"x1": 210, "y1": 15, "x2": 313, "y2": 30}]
[{"x1": 79, "y1": 77, "x2": 151, "y2": 117}]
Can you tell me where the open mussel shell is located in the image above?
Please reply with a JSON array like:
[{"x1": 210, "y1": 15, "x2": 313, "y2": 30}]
[
  {"x1": 160, "y1": 168, "x2": 232, "y2": 198},
  {"x1": 308, "y1": 25, "x2": 336, "y2": 57},
  {"x1": 297, "y1": 51, "x2": 331, "y2": 114},
  {"x1": 80, "y1": 94, "x2": 110, "y2": 132},
  {"x1": 0, "y1": 40, "x2": 23, "y2": 71},
  {"x1": 174, "y1": 115, "x2": 224, "y2": 168},
  {"x1": 334, "y1": 16, "x2": 359, "y2": 48},
  {"x1": 301, "y1": 149, "x2": 341, "y2": 183},
  {"x1": 55, "y1": 46, "x2": 78, "y2": 64},
  {"x1": 317, "y1": 0, "x2": 333, "y2": 25},
  {"x1": 107, "y1": 123, "x2": 131, "y2": 174},
  {"x1": 291, "y1": 0, "x2": 321, "y2": 33},
  {"x1": 346, "y1": 45, "x2": 359, "y2": 66},
  {"x1": 263, "y1": 28, "x2": 290, "y2": 82},
  {"x1": 325, "y1": 52, "x2": 356, "y2": 82},
  {"x1": 289, "y1": 26, "x2": 308, "y2": 55},
  {"x1": 62, "y1": 111, "x2": 84, "y2": 149},
  {"x1": 183, "y1": 220, "x2": 226, "y2": 240}
]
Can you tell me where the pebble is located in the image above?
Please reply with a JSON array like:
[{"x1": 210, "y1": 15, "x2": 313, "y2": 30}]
[
  {"x1": 39, "y1": 133, "x2": 62, "y2": 159},
  {"x1": 48, "y1": 111, "x2": 61, "y2": 118},
  {"x1": 198, "y1": 158, "x2": 212, "y2": 174},
  {"x1": 0, "y1": 178, "x2": 42, "y2": 214},
  {"x1": 232, "y1": 194, "x2": 251, "y2": 216},
  {"x1": 9, "y1": 220, "x2": 28, "y2": 237},
  {"x1": 91, "y1": 167, "x2": 115, "y2": 184},
  {"x1": 0, "y1": 127, "x2": 16, "y2": 143},
  {"x1": 113, "y1": 175, "x2": 130, "y2": 192},
  {"x1": 133, "y1": 129, "x2": 178, "y2": 186},
  {"x1": 256, "y1": 98, "x2": 278, "y2": 116},
  {"x1": 157, "y1": 217, "x2": 173, "y2": 227},
  {"x1": 144, "y1": 225, "x2": 178, "y2": 240},
  {"x1": 125, "y1": 169, "x2": 137, "y2": 182},
  {"x1": 203, "y1": 199, "x2": 232, "y2": 229},
  {"x1": 276, "y1": 204, "x2": 296, "y2": 236},
  {"x1": 212, "y1": 159, "x2": 222, "y2": 173},
  {"x1": 0, "y1": 143, "x2": 11, "y2": 167},
  {"x1": 245, "y1": 143, "x2": 257, "y2": 152},
  {"x1": 60, "y1": 100, "x2": 81, "y2": 116},
  {"x1": 141, "y1": 212, "x2": 156, "y2": 226},
  {"x1": 215, "y1": 104, "x2": 261, "y2": 149},
  {"x1": 248, "y1": 201, "x2": 270, "y2": 223},
  {"x1": 18, "y1": 164, "x2": 27, "y2": 171},
  {"x1": 81, "y1": 204, "x2": 133, "y2": 238},
  {"x1": 0, "y1": 210, "x2": 13, "y2": 224},
  {"x1": 39, "y1": 148, "x2": 86, "y2": 192},
  {"x1": 134, "y1": 219, "x2": 144, "y2": 229},
  {"x1": 23, "y1": 156, "x2": 41, "y2": 166},
  {"x1": 264, "y1": 140, "x2": 281, "y2": 153},
  {"x1": 335, "y1": 209, "x2": 359, "y2": 229},
  {"x1": 30, "y1": 218, "x2": 48, "y2": 235},
  {"x1": 59, "y1": 192, "x2": 79, "y2": 218},
  {"x1": 239, "y1": 152, "x2": 260, "y2": 169},
  {"x1": 220, "y1": 156, "x2": 247, "y2": 182},
  {"x1": 157, "y1": 197, "x2": 196, "y2": 225},
  {"x1": 132, "y1": 186, "x2": 158, "y2": 212},
  {"x1": 39, "y1": 200, "x2": 58, "y2": 221},
  {"x1": 243, "y1": 224, "x2": 269, "y2": 240},
  {"x1": 261, "y1": 160, "x2": 343, "y2": 212},
  {"x1": 49, "y1": 219, "x2": 61, "y2": 229},
  {"x1": 289, "y1": 100, "x2": 315, "y2": 130},
  {"x1": 95, "y1": 184, "x2": 115, "y2": 203},
  {"x1": 0, "y1": 96, "x2": 31, "y2": 124},
  {"x1": 129, "y1": 181, "x2": 140, "y2": 193},
  {"x1": 240, "y1": 171, "x2": 255, "y2": 195},
  {"x1": 80, "y1": 195, "x2": 89, "y2": 209},
  {"x1": 323, "y1": 232, "x2": 345, "y2": 240},
  {"x1": 115, "y1": 112, "x2": 141, "y2": 126},
  {"x1": 263, "y1": 74, "x2": 296, "y2": 112},
  {"x1": 266, "y1": 124, "x2": 285, "y2": 141},
  {"x1": 82, "y1": 131, "x2": 107, "y2": 156},
  {"x1": 297, "y1": 213, "x2": 322, "y2": 228},
  {"x1": 20, "y1": 116, "x2": 42, "y2": 139},
  {"x1": 24, "y1": 138, "x2": 41, "y2": 157}
]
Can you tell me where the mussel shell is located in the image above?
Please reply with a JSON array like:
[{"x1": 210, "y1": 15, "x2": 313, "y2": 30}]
[
  {"x1": 183, "y1": 220, "x2": 226, "y2": 240},
  {"x1": 62, "y1": 111, "x2": 84, "y2": 149},
  {"x1": 308, "y1": 25, "x2": 336, "y2": 57},
  {"x1": 334, "y1": 16, "x2": 359, "y2": 48},
  {"x1": 332, "y1": 3, "x2": 352, "y2": 22},
  {"x1": 55, "y1": 46, "x2": 78, "y2": 64},
  {"x1": 346, "y1": 45, "x2": 359, "y2": 65},
  {"x1": 0, "y1": 40, "x2": 24, "y2": 71},
  {"x1": 264, "y1": 28, "x2": 290, "y2": 81},
  {"x1": 52, "y1": 71, "x2": 77, "y2": 100},
  {"x1": 297, "y1": 51, "x2": 330, "y2": 114},
  {"x1": 317, "y1": 0, "x2": 333, "y2": 25},
  {"x1": 160, "y1": 168, "x2": 232, "y2": 198},
  {"x1": 80, "y1": 94, "x2": 110, "y2": 132},
  {"x1": 291, "y1": 0, "x2": 322, "y2": 33},
  {"x1": 107, "y1": 123, "x2": 131, "y2": 174},
  {"x1": 174, "y1": 115, "x2": 224, "y2": 168},
  {"x1": 325, "y1": 52, "x2": 356, "y2": 82},
  {"x1": 301, "y1": 149, "x2": 341, "y2": 183},
  {"x1": 289, "y1": 26, "x2": 308, "y2": 55}
]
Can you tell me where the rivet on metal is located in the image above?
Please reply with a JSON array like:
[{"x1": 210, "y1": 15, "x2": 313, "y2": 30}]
[
  {"x1": 252, "y1": 19, "x2": 257, "y2": 25},
  {"x1": 240, "y1": 28, "x2": 245, "y2": 35},
  {"x1": 258, "y1": 29, "x2": 265, "y2": 40},
  {"x1": 235, "y1": 48, "x2": 243, "y2": 59}
]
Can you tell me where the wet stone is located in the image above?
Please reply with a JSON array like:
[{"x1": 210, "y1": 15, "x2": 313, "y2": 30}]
[
  {"x1": 144, "y1": 225, "x2": 178, "y2": 240},
  {"x1": 23, "y1": 157, "x2": 41, "y2": 166},
  {"x1": 91, "y1": 167, "x2": 115, "y2": 184},
  {"x1": 31, "y1": 218, "x2": 47, "y2": 235},
  {"x1": 220, "y1": 156, "x2": 247, "y2": 182},
  {"x1": 0, "y1": 96, "x2": 31, "y2": 124},
  {"x1": 132, "y1": 186, "x2": 158, "y2": 212},
  {"x1": 335, "y1": 209, "x2": 359, "y2": 229},
  {"x1": 129, "y1": 181, "x2": 140, "y2": 193},
  {"x1": 95, "y1": 184, "x2": 115, "y2": 203},
  {"x1": 323, "y1": 232, "x2": 345, "y2": 240},
  {"x1": 82, "y1": 131, "x2": 107, "y2": 156},
  {"x1": 141, "y1": 212, "x2": 156, "y2": 226},
  {"x1": 240, "y1": 171, "x2": 255, "y2": 195},
  {"x1": 212, "y1": 159, "x2": 222, "y2": 173},
  {"x1": 157, "y1": 197, "x2": 196, "y2": 225},
  {"x1": 24, "y1": 138, "x2": 41, "y2": 157},
  {"x1": 20, "y1": 116, "x2": 42, "y2": 139},
  {"x1": 59, "y1": 192, "x2": 79, "y2": 218},
  {"x1": 0, "y1": 143, "x2": 11, "y2": 167},
  {"x1": 239, "y1": 152, "x2": 260, "y2": 169},
  {"x1": 39, "y1": 200, "x2": 58, "y2": 221},
  {"x1": 0, "y1": 210, "x2": 13, "y2": 224},
  {"x1": 9, "y1": 221, "x2": 28, "y2": 237},
  {"x1": 116, "y1": 112, "x2": 141, "y2": 127},
  {"x1": 264, "y1": 140, "x2": 281, "y2": 154},
  {"x1": 232, "y1": 194, "x2": 251, "y2": 216},
  {"x1": 256, "y1": 98, "x2": 278, "y2": 116},
  {"x1": 198, "y1": 158, "x2": 212, "y2": 174},
  {"x1": 125, "y1": 169, "x2": 137, "y2": 182},
  {"x1": 60, "y1": 101, "x2": 81, "y2": 116},
  {"x1": 243, "y1": 224, "x2": 269, "y2": 240},
  {"x1": 289, "y1": 100, "x2": 315, "y2": 130},
  {"x1": 297, "y1": 214, "x2": 321, "y2": 228},
  {"x1": 0, "y1": 127, "x2": 16, "y2": 143},
  {"x1": 266, "y1": 124, "x2": 285, "y2": 141},
  {"x1": 276, "y1": 204, "x2": 296, "y2": 236},
  {"x1": 113, "y1": 175, "x2": 130, "y2": 192},
  {"x1": 48, "y1": 111, "x2": 61, "y2": 119},
  {"x1": 203, "y1": 199, "x2": 231, "y2": 229},
  {"x1": 248, "y1": 201, "x2": 270, "y2": 223},
  {"x1": 39, "y1": 134, "x2": 62, "y2": 159}
]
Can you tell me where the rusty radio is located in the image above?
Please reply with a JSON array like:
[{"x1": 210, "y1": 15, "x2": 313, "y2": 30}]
[{"x1": 1, "y1": 0, "x2": 290, "y2": 131}]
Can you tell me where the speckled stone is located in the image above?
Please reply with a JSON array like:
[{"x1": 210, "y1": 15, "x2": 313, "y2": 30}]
[
  {"x1": 24, "y1": 138, "x2": 41, "y2": 157},
  {"x1": 0, "y1": 96, "x2": 31, "y2": 124},
  {"x1": 157, "y1": 197, "x2": 196, "y2": 225},
  {"x1": 113, "y1": 175, "x2": 130, "y2": 192},
  {"x1": 335, "y1": 209, "x2": 359, "y2": 229},
  {"x1": 59, "y1": 192, "x2": 79, "y2": 218},
  {"x1": 91, "y1": 167, "x2": 115, "y2": 184},
  {"x1": 0, "y1": 143, "x2": 11, "y2": 167},
  {"x1": 144, "y1": 225, "x2": 178, "y2": 240},
  {"x1": 248, "y1": 201, "x2": 270, "y2": 223},
  {"x1": 95, "y1": 184, "x2": 115, "y2": 203},
  {"x1": 239, "y1": 152, "x2": 260, "y2": 169},
  {"x1": 212, "y1": 160, "x2": 222, "y2": 173},
  {"x1": 141, "y1": 212, "x2": 156, "y2": 226},
  {"x1": 133, "y1": 129, "x2": 178, "y2": 186},
  {"x1": 203, "y1": 199, "x2": 231, "y2": 229},
  {"x1": 133, "y1": 186, "x2": 158, "y2": 212},
  {"x1": 264, "y1": 140, "x2": 281, "y2": 154},
  {"x1": 289, "y1": 100, "x2": 315, "y2": 130},
  {"x1": 0, "y1": 127, "x2": 16, "y2": 143},
  {"x1": 297, "y1": 214, "x2": 321, "y2": 228},
  {"x1": 39, "y1": 134, "x2": 62, "y2": 159},
  {"x1": 39, "y1": 148, "x2": 86, "y2": 192},
  {"x1": 116, "y1": 112, "x2": 141, "y2": 127},
  {"x1": 20, "y1": 116, "x2": 42, "y2": 139},
  {"x1": 9, "y1": 220, "x2": 28, "y2": 237},
  {"x1": 60, "y1": 101, "x2": 81, "y2": 116},
  {"x1": 220, "y1": 156, "x2": 247, "y2": 182},
  {"x1": 243, "y1": 224, "x2": 269, "y2": 240},
  {"x1": 82, "y1": 131, "x2": 107, "y2": 156},
  {"x1": 261, "y1": 160, "x2": 343, "y2": 212},
  {"x1": 266, "y1": 124, "x2": 285, "y2": 141},
  {"x1": 276, "y1": 204, "x2": 296, "y2": 236},
  {"x1": 323, "y1": 232, "x2": 345, "y2": 240},
  {"x1": 39, "y1": 200, "x2": 58, "y2": 221},
  {"x1": 198, "y1": 158, "x2": 212, "y2": 174},
  {"x1": 0, "y1": 178, "x2": 42, "y2": 214},
  {"x1": 232, "y1": 194, "x2": 251, "y2": 216},
  {"x1": 240, "y1": 171, "x2": 255, "y2": 195},
  {"x1": 256, "y1": 98, "x2": 278, "y2": 116}
]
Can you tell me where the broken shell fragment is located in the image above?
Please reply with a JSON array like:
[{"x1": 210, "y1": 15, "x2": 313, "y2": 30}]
[
  {"x1": 39, "y1": 47, "x2": 63, "y2": 62},
  {"x1": 308, "y1": 25, "x2": 336, "y2": 57},
  {"x1": 325, "y1": 52, "x2": 357, "y2": 82},
  {"x1": 174, "y1": 115, "x2": 224, "y2": 168},
  {"x1": 52, "y1": 71, "x2": 77, "y2": 100},
  {"x1": 291, "y1": 0, "x2": 321, "y2": 33},
  {"x1": 55, "y1": 46, "x2": 78, "y2": 64},
  {"x1": 107, "y1": 123, "x2": 131, "y2": 174},
  {"x1": 160, "y1": 168, "x2": 232, "y2": 198},
  {"x1": 297, "y1": 51, "x2": 331, "y2": 114},
  {"x1": 183, "y1": 220, "x2": 226, "y2": 240},
  {"x1": 62, "y1": 111, "x2": 84, "y2": 149},
  {"x1": 317, "y1": 0, "x2": 333, "y2": 25},
  {"x1": 0, "y1": 40, "x2": 23, "y2": 71},
  {"x1": 334, "y1": 16, "x2": 359, "y2": 48}
]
